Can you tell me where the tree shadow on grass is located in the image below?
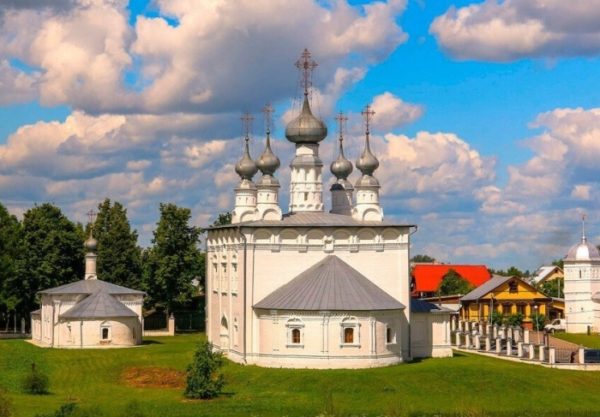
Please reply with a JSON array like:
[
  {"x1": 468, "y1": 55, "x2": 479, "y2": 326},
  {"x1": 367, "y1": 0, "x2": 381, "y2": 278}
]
[{"x1": 142, "y1": 340, "x2": 162, "y2": 345}]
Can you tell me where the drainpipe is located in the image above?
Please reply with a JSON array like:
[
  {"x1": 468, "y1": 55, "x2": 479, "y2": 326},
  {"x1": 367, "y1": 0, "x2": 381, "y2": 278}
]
[
  {"x1": 408, "y1": 225, "x2": 418, "y2": 360},
  {"x1": 237, "y1": 226, "x2": 248, "y2": 364}
]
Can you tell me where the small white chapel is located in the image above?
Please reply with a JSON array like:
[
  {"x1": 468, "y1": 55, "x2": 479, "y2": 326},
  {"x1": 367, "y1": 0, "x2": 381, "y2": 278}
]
[
  {"x1": 206, "y1": 50, "x2": 452, "y2": 369},
  {"x1": 31, "y1": 228, "x2": 144, "y2": 348},
  {"x1": 564, "y1": 218, "x2": 600, "y2": 333}
]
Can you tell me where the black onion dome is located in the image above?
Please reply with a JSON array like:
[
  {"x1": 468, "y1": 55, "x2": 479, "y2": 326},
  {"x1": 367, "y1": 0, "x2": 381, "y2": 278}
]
[
  {"x1": 235, "y1": 138, "x2": 258, "y2": 180},
  {"x1": 285, "y1": 96, "x2": 327, "y2": 144},
  {"x1": 256, "y1": 132, "x2": 280, "y2": 176}
]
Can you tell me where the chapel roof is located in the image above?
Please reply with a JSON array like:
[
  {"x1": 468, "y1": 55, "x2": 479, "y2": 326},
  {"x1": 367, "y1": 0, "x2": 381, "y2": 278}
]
[
  {"x1": 208, "y1": 211, "x2": 414, "y2": 230},
  {"x1": 60, "y1": 291, "x2": 138, "y2": 319},
  {"x1": 38, "y1": 279, "x2": 144, "y2": 295},
  {"x1": 254, "y1": 255, "x2": 405, "y2": 311}
]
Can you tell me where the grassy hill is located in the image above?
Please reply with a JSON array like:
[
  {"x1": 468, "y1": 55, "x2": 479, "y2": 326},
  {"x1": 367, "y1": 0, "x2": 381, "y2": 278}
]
[{"x1": 2, "y1": 334, "x2": 600, "y2": 417}]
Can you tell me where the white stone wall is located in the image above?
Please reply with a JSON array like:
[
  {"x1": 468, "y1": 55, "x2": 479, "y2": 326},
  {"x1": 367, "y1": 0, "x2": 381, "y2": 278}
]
[
  {"x1": 235, "y1": 309, "x2": 403, "y2": 369},
  {"x1": 410, "y1": 312, "x2": 453, "y2": 358}
]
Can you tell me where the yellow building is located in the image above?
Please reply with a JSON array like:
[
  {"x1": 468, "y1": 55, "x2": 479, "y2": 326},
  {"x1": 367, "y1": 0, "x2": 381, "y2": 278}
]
[{"x1": 460, "y1": 275, "x2": 564, "y2": 329}]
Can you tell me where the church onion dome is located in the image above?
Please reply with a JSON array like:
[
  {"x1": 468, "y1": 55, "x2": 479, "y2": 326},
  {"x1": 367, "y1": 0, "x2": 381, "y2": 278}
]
[
  {"x1": 285, "y1": 96, "x2": 327, "y2": 144},
  {"x1": 84, "y1": 236, "x2": 97, "y2": 252},
  {"x1": 330, "y1": 137, "x2": 353, "y2": 180},
  {"x1": 356, "y1": 137, "x2": 379, "y2": 176},
  {"x1": 256, "y1": 131, "x2": 280, "y2": 176},
  {"x1": 565, "y1": 238, "x2": 600, "y2": 261},
  {"x1": 235, "y1": 137, "x2": 258, "y2": 181}
]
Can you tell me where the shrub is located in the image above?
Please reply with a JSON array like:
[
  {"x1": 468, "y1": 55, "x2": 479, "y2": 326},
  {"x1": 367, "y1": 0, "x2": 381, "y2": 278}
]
[
  {"x1": 184, "y1": 341, "x2": 225, "y2": 399},
  {"x1": 506, "y1": 313, "x2": 524, "y2": 327},
  {"x1": 490, "y1": 311, "x2": 504, "y2": 326},
  {"x1": 23, "y1": 363, "x2": 49, "y2": 395}
]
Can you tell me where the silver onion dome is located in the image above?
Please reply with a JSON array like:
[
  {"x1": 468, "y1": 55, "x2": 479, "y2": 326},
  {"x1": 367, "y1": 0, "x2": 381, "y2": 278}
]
[
  {"x1": 356, "y1": 134, "x2": 379, "y2": 176},
  {"x1": 235, "y1": 137, "x2": 258, "y2": 180},
  {"x1": 285, "y1": 96, "x2": 327, "y2": 144},
  {"x1": 84, "y1": 236, "x2": 97, "y2": 252},
  {"x1": 330, "y1": 135, "x2": 353, "y2": 180},
  {"x1": 256, "y1": 130, "x2": 280, "y2": 176}
]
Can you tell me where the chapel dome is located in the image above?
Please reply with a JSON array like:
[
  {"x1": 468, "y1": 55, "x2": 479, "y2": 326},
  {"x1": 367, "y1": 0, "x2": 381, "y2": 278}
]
[
  {"x1": 285, "y1": 97, "x2": 327, "y2": 144},
  {"x1": 565, "y1": 240, "x2": 600, "y2": 261},
  {"x1": 85, "y1": 236, "x2": 97, "y2": 252},
  {"x1": 331, "y1": 151, "x2": 353, "y2": 180}
]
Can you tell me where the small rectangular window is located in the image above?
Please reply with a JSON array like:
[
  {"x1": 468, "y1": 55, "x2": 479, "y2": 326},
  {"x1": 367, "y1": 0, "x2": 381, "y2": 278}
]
[{"x1": 386, "y1": 327, "x2": 393, "y2": 344}]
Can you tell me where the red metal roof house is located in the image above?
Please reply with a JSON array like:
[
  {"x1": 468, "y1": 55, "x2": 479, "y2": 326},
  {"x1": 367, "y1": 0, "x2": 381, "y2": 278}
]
[{"x1": 412, "y1": 264, "x2": 491, "y2": 298}]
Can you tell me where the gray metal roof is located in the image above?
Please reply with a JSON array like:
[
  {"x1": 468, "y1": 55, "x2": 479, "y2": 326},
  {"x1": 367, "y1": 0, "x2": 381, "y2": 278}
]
[
  {"x1": 411, "y1": 299, "x2": 453, "y2": 314},
  {"x1": 209, "y1": 211, "x2": 414, "y2": 230},
  {"x1": 565, "y1": 239, "x2": 600, "y2": 261},
  {"x1": 39, "y1": 279, "x2": 144, "y2": 295},
  {"x1": 459, "y1": 275, "x2": 513, "y2": 301},
  {"x1": 60, "y1": 291, "x2": 137, "y2": 319},
  {"x1": 254, "y1": 255, "x2": 405, "y2": 311}
]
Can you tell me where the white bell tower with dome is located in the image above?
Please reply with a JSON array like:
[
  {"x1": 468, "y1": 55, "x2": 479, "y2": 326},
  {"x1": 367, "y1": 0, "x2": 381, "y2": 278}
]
[
  {"x1": 285, "y1": 49, "x2": 328, "y2": 213},
  {"x1": 564, "y1": 215, "x2": 600, "y2": 333}
]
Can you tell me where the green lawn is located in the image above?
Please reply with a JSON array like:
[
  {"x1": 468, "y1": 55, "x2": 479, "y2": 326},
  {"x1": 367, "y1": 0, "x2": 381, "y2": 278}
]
[
  {"x1": 553, "y1": 333, "x2": 600, "y2": 349},
  {"x1": 2, "y1": 334, "x2": 600, "y2": 417}
]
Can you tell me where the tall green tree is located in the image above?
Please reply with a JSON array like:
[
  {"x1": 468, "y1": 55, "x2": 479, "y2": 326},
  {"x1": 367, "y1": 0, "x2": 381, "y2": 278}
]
[
  {"x1": 12, "y1": 204, "x2": 83, "y2": 317},
  {"x1": 539, "y1": 278, "x2": 564, "y2": 298},
  {"x1": 0, "y1": 203, "x2": 22, "y2": 330},
  {"x1": 211, "y1": 212, "x2": 232, "y2": 227},
  {"x1": 437, "y1": 269, "x2": 474, "y2": 296},
  {"x1": 93, "y1": 199, "x2": 141, "y2": 288},
  {"x1": 143, "y1": 203, "x2": 203, "y2": 314}
]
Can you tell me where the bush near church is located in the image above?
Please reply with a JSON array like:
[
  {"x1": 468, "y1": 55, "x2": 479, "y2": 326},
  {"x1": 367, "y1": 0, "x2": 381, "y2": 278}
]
[{"x1": 184, "y1": 341, "x2": 225, "y2": 400}]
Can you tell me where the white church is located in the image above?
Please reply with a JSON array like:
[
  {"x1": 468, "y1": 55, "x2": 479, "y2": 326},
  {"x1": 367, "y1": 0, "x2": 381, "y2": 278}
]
[
  {"x1": 31, "y1": 230, "x2": 144, "y2": 348},
  {"x1": 564, "y1": 219, "x2": 600, "y2": 333},
  {"x1": 205, "y1": 50, "x2": 452, "y2": 369}
]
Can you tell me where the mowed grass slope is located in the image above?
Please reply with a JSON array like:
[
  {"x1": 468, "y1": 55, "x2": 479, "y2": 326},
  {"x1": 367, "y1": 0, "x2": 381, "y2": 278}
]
[{"x1": 2, "y1": 334, "x2": 600, "y2": 417}]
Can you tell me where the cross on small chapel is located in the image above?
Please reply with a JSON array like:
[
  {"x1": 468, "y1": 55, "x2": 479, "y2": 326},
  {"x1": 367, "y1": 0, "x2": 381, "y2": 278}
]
[
  {"x1": 87, "y1": 209, "x2": 96, "y2": 224},
  {"x1": 262, "y1": 104, "x2": 274, "y2": 134},
  {"x1": 335, "y1": 111, "x2": 348, "y2": 143},
  {"x1": 361, "y1": 105, "x2": 375, "y2": 136},
  {"x1": 295, "y1": 48, "x2": 318, "y2": 96},
  {"x1": 241, "y1": 113, "x2": 254, "y2": 142}
]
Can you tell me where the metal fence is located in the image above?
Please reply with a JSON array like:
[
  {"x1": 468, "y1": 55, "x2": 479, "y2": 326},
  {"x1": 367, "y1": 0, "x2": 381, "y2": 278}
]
[{"x1": 175, "y1": 311, "x2": 204, "y2": 332}]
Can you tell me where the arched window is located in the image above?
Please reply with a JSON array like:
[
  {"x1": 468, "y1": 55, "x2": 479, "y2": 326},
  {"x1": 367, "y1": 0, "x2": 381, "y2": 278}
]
[
  {"x1": 292, "y1": 328, "x2": 301, "y2": 344},
  {"x1": 100, "y1": 322, "x2": 111, "y2": 341},
  {"x1": 286, "y1": 317, "x2": 304, "y2": 347},
  {"x1": 344, "y1": 327, "x2": 354, "y2": 343},
  {"x1": 340, "y1": 317, "x2": 360, "y2": 346}
]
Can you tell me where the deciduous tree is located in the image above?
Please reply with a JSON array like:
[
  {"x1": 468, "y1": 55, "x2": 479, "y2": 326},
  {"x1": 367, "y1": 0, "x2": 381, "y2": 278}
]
[
  {"x1": 437, "y1": 269, "x2": 473, "y2": 296},
  {"x1": 92, "y1": 199, "x2": 141, "y2": 288},
  {"x1": 12, "y1": 204, "x2": 83, "y2": 317},
  {"x1": 143, "y1": 204, "x2": 203, "y2": 314}
]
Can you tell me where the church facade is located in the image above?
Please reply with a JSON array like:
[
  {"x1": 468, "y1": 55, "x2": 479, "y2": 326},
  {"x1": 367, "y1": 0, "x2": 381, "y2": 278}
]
[{"x1": 206, "y1": 50, "x2": 452, "y2": 368}]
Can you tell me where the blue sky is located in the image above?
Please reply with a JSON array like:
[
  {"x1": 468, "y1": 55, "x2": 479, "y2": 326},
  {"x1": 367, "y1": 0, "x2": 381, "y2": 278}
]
[{"x1": 2, "y1": 0, "x2": 600, "y2": 270}]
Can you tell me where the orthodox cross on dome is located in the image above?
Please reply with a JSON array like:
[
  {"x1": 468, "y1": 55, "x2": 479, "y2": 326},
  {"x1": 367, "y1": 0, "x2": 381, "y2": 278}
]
[
  {"x1": 335, "y1": 111, "x2": 348, "y2": 143},
  {"x1": 262, "y1": 104, "x2": 274, "y2": 134},
  {"x1": 295, "y1": 48, "x2": 318, "y2": 97},
  {"x1": 87, "y1": 209, "x2": 96, "y2": 225},
  {"x1": 361, "y1": 104, "x2": 375, "y2": 137},
  {"x1": 241, "y1": 112, "x2": 254, "y2": 143}
]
